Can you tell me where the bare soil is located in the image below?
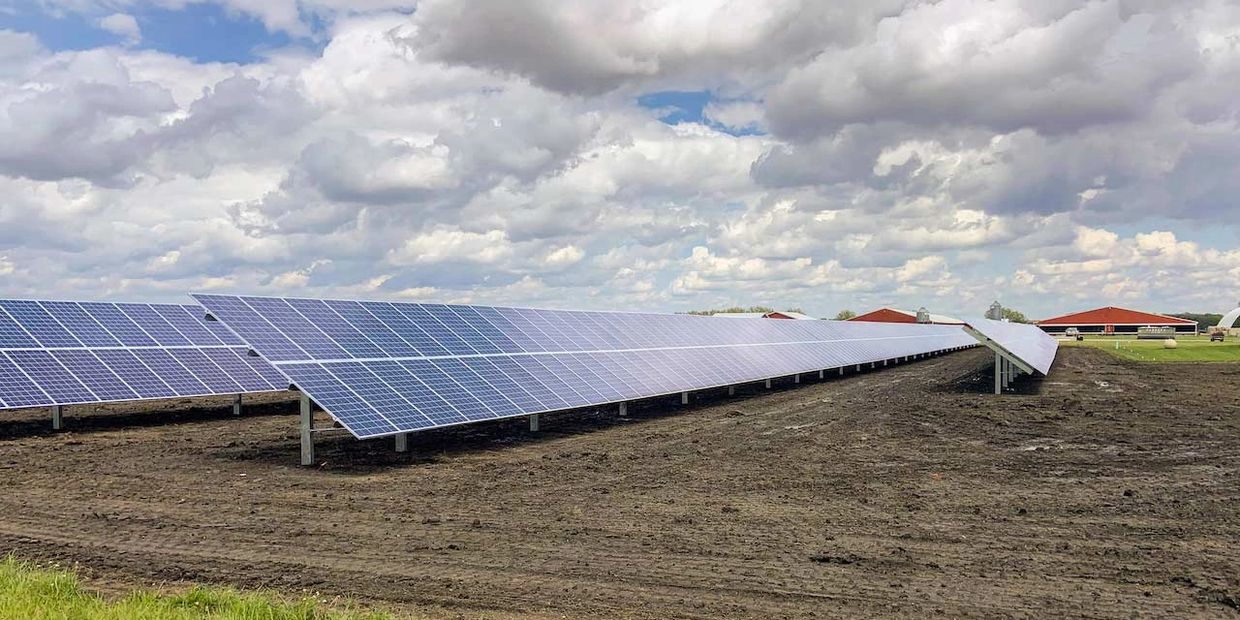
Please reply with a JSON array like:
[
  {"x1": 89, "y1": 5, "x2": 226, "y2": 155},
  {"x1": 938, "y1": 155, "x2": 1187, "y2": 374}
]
[{"x1": 0, "y1": 348, "x2": 1237, "y2": 619}]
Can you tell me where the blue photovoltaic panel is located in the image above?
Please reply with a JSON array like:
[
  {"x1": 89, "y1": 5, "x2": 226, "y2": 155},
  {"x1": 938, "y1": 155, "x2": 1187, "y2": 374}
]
[
  {"x1": 0, "y1": 299, "x2": 286, "y2": 412},
  {"x1": 151, "y1": 304, "x2": 224, "y2": 345},
  {"x1": 0, "y1": 300, "x2": 82, "y2": 348},
  {"x1": 81, "y1": 302, "x2": 159, "y2": 347},
  {"x1": 195, "y1": 294, "x2": 978, "y2": 439},
  {"x1": 963, "y1": 317, "x2": 1059, "y2": 376}
]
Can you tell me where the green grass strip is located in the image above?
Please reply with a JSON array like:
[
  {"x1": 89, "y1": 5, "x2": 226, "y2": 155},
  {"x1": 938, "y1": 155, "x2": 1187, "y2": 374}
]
[
  {"x1": 1063, "y1": 336, "x2": 1240, "y2": 362},
  {"x1": 0, "y1": 556, "x2": 394, "y2": 620}
]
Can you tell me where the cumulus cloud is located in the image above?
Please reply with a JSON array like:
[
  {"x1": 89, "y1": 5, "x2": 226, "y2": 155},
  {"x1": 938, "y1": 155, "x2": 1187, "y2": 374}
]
[
  {"x1": 1, "y1": 2, "x2": 1238, "y2": 318},
  {"x1": 99, "y1": 13, "x2": 141, "y2": 44}
]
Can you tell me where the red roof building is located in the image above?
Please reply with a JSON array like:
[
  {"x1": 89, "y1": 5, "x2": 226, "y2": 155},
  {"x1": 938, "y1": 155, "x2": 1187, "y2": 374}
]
[
  {"x1": 1036, "y1": 306, "x2": 1197, "y2": 334},
  {"x1": 848, "y1": 307, "x2": 964, "y2": 325}
]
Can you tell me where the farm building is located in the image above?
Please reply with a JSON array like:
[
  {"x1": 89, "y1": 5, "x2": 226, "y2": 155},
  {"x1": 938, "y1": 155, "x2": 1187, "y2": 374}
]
[
  {"x1": 849, "y1": 307, "x2": 964, "y2": 325},
  {"x1": 713, "y1": 311, "x2": 816, "y2": 319},
  {"x1": 1036, "y1": 306, "x2": 1197, "y2": 335}
]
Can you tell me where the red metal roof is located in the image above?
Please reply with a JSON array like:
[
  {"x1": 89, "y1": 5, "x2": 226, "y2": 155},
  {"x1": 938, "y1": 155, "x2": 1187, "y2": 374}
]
[
  {"x1": 849, "y1": 307, "x2": 964, "y2": 325},
  {"x1": 849, "y1": 308, "x2": 917, "y2": 323},
  {"x1": 1036, "y1": 306, "x2": 1196, "y2": 326}
]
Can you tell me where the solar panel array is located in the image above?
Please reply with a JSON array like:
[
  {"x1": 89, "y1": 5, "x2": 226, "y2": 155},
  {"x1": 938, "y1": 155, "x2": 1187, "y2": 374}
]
[
  {"x1": 0, "y1": 300, "x2": 288, "y2": 410},
  {"x1": 963, "y1": 316, "x2": 1058, "y2": 375},
  {"x1": 195, "y1": 294, "x2": 977, "y2": 439}
]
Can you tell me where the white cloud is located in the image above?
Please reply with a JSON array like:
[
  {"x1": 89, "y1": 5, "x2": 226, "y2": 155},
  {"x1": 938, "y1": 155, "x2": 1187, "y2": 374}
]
[
  {"x1": 99, "y1": 13, "x2": 141, "y2": 44},
  {"x1": 390, "y1": 229, "x2": 513, "y2": 266},
  {"x1": 543, "y1": 245, "x2": 585, "y2": 268},
  {"x1": 1, "y1": 3, "x2": 1238, "y2": 319}
]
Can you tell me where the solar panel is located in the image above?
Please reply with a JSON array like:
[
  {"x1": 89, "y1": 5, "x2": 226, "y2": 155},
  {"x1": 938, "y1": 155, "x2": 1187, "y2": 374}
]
[
  {"x1": 0, "y1": 300, "x2": 288, "y2": 412},
  {"x1": 962, "y1": 316, "x2": 1058, "y2": 377},
  {"x1": 194, "y1": 294, "x2": 978, "y2": 440}
]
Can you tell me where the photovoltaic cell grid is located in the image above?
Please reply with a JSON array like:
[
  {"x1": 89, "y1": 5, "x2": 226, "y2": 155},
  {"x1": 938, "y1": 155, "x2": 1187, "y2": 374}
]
[
  {"x1": 194, "y1": 294, "x2": 978, "y2": 439},
  {"x1": 963, "y1": 317, "x2": 1059, "y2": 375},
  {"x1": 0, "y1": 300, "x2": 288, "y2": 410}
]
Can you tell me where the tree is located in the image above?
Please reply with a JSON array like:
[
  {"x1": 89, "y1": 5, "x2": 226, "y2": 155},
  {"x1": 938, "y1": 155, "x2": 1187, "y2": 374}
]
[
  {"x1": 1001, "y1": 308, "x2": 1028, "y2": 323},
  {"x1": 833, "y1": 309, "x2": 857, "y2": 320},
  {"x1": 685, "y1": 305, "x2": 775, "y2": 316},
  {"x1": 1169, "y1": 313, "x2": 1222, "y2": 331}
]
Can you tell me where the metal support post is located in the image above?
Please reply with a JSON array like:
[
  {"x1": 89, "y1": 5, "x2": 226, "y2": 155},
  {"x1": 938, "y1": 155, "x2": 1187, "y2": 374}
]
[
  {"x1": 838, "y1": 367, "x2": 844, "y2": 376},
  {"x1": 856, "y1": 364, "x2": 861, "y2": 372},
  {"x1": 51, "y1": 405, "x2": 63, "y2": 431},
  {"x1": 727, "y1": 385, "x2": 735, "y2": 396},
  {"x1": 681, "y1": 391, "x2": 689, "y2": 405},
  {"x1": 232, "y1": 394, "x2": 242, "y2": 416},
  {"x1": 300, "y1": 393, "x2": 314, "y2": 466},
  {"x1": 818, "y1": 369, "x2": 824, "y2": 379},
  {"x1": 395, "y1": 433, "x2": 409, "y2": 452},
  {"x1": 529, "y1": 414, "x2": 540, "y2": 431},
  {"x1": 764, "y1": 378, "x2": 772, "y2": 389},
  {"x1": 883, "y1": 359, "x2": 888, "y2": 366},
  {"x1": 871, "y1": 362, "x2": 876, "y2": 369},
  {"x1": 794, "y1": 374, "x2": 800, "y2": 384},
  {"x1": 994, "y1": 352, "x2": 1002, "y2": 395},
  {"x1": 618, "y1": 402, "x2": 627, "y2": 417}
]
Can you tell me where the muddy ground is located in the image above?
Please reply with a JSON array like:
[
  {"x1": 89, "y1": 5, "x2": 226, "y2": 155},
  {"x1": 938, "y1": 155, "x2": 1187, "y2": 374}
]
[{"x1": 0, "y1": 347, "x2": 1237, "y2": 619}]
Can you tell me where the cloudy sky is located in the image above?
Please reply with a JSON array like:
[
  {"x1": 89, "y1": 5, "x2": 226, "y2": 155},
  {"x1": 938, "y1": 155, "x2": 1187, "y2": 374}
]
[{"x1": 1, "y1": 0, "x2": 1238, "y2": 320}]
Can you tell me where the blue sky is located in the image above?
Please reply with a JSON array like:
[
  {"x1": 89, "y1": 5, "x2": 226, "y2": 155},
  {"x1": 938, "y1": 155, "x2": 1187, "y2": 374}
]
[
  {"x1": 0, "y1": 2, "x2": 306, "y2": 63},
  {"x1": 0, "y1": 1, "x2": 1237, "y2": 319}
]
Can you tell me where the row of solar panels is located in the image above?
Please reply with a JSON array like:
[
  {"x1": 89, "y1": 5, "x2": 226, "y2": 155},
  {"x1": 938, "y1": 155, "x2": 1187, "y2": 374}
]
[
  {"x1": 193, "y1": 295, "x2": 982, "y2": 438},
  {"x1": 1, "y1": 295, "x2": 1056, "y2": 442},
  {"x1": 963, "y1": 316, "x2": 1059, "y2": 376},
  {"x1": 0, "y1": 301, "x2": 286, "y2": 410},
  {"x1": 191, "y1": 294, "x2": 963, "y2": 363}
]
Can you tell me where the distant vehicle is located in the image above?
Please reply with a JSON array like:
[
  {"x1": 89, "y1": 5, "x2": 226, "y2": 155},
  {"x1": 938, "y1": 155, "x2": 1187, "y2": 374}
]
[
  {"x1": 1065, "y1": 327, "x2": 1083, "y2": 341},
  {"x1": 1210, "y1": 327, "x2": 1225, "y2": 342}
]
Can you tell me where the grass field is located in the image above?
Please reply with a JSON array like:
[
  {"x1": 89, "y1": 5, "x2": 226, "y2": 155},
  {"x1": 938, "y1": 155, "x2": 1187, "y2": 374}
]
[
  {"x1": 0, "y1": 556, "x2": 393, "y2": 620},
  {"x1": 1062, "y1": 334, "x2": 1240, "y2": 362}
]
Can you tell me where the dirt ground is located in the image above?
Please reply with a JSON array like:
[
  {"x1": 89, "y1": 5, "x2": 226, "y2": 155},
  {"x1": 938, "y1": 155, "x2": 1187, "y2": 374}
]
[{"x1": 0, "y1": 347, "x2": 1237, "y2": 619}]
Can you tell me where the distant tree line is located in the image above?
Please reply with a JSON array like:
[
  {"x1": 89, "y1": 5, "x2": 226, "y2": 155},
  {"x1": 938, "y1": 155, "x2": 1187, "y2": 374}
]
[
  {"x1": 1168, "y1": 313, "x2": 1223, "y2": 331},
  {"x1": 685, "y1": 306, "x2": 806, "y2": 316},
  {"x1": 1001, "y1": 308, "x2": 1029, "y2": 323}
]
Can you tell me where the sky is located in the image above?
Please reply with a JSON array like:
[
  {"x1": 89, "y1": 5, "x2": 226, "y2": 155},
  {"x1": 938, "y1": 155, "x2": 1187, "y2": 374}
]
[{"x1": 0, "y1": 0, "x2": 1238, "y2": 321}]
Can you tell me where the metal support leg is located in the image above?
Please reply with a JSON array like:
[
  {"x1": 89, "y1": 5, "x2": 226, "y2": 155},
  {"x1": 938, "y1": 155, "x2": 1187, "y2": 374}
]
[
  {"x1": 856, "y1": 364, "x2": 861, "y2": 372},
  {"x1": 764, "y1": 378, "x2": 772, "y2": 389},
  {"x1": 994, "y1": 352, "x2": 1002, "y2": 395},
  {"x1": 395, "y1": 433, "x2": 408, "y2": 452},
  {"x1": 233, "y1": 394, "x2": 242, "y2": 416},
  {"x1": 727, "y1": 386, "x2": 735, "y2": 396},
  {"x1": 300, "y1": 394, "x2": 314, "y2": 466},
  {"x1": 871, "y1": 362, "x2": 876, "y2": 369},
  {"x1": 838, "y1": 367, "x2": 844, "y2": 376},
  {"x1": 529, "y1": 414, "x2": 540, "y2": 431},
  {"x1": 618, "y1": 402, "x2": 627, "y2": 417},
  {"x1": 681, "y1": 391, "x2": 690, "y2": 405},
  {"x1": 794, "y1": 374, "x2": 800, "y2": 384},
  {"x1": 51, "y1": 405, "x2": 63, "y2": 431},
  {"x1": 883, "y1": 359, "x2": 888, "y2": 366},
  {"x1": 818, "y1": 369, "x2": 824, "y2": 379}
]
